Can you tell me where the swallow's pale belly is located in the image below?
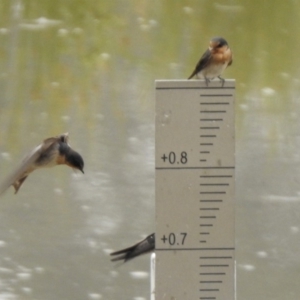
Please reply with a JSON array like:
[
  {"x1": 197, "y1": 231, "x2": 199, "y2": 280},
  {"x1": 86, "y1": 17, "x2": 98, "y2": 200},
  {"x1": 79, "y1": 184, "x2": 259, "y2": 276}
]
[{"x1": 197, "y1": 62, "x2": 229, "y2": 79}]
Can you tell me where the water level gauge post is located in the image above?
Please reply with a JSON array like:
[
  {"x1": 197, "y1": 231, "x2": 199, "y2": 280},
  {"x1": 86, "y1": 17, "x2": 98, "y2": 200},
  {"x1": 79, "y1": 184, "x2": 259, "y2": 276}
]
[{"x1": 155, "y1": 79, "x2": 235, "y2": 300}]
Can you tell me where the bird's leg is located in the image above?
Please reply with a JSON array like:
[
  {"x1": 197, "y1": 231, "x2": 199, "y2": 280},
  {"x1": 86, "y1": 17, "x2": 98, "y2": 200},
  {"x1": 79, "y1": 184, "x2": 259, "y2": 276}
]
[
  {"x1": 204, "y1": 76, "x2": 210, "y2": 87},
  {"x1": 218, "y1": 76, "x2": 225, "y2": 87}
]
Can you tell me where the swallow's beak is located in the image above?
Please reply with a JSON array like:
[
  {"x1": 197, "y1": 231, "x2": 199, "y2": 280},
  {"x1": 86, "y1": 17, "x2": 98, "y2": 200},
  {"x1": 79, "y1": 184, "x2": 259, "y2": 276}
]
[{"x1": 72, "y1": 168, "x2": 84, "y2": 174}]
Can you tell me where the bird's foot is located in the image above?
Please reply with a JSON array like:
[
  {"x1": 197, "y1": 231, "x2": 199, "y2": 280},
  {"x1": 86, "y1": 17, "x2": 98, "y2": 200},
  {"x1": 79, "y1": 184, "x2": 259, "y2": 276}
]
[
  {"x1": 218, "y1": 76, "x2": 225, "y2": 87},
  {"x1": 204, "y1": 77, "x2": 210, "y2": 87}
]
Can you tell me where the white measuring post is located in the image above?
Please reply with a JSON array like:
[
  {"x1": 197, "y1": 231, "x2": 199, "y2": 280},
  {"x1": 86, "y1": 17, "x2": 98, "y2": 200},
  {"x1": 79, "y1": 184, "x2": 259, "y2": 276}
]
[{"x1": 155, "y1": 79, "x2": 235, "y2": 300}]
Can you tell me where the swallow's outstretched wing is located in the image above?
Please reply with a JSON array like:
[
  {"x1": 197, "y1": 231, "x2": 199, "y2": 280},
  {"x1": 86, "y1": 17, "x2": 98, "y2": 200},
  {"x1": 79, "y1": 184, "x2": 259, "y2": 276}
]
[
  {"x1": 110, "y1": 233, "x2": 155, "y2": 262},
  {"x1": 0, "y1": 135, "x2": 65, "y2": 196},
  {"x1": 0, "y1": 145, "x2": 42, "y2": 195}
]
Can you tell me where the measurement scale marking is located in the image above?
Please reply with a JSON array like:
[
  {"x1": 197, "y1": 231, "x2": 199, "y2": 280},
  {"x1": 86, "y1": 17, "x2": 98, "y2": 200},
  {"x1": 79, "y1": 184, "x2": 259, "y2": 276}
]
[
  {"x1": 156, "y1": 166, "x2": 234, "y2": 170},
  {"x1": 200, "y1": 257, "x2": 232, "y2": 259},
  {"x1": 200, "y1": 183, "x2": 229, "y2": 186},
  {"x1": 156, "y1": 248, "x2": 234, "y2": 251},
  {"x1": 200, "y1": 200, "x2": 222, "y2": 202},
  {"x1": 199, "y1": 160, "x2": 228, "y2": 241},
  {"x1": 200, "y1": 281, "x2": 222, "y2": 283},
  {"x1": 200, "y1": 273, "x2": 226, "y2": 275},
  {"x1": 200, "y1": 208, "x2": 219, "y2": 210},
  {"x1": 200, "y1": 192, "x2": 226, "y2": 195},
  {"x1": 200, "y1": 110, "x2": 226, "y2": 113},
  {"x1": 200, "y1": 265, "x2": 229, "y2": 267},
  {"x1": 200, "y1": 175, "x2": 232, "y2": 178},
  {"x1": 200, "y1": 127, "x2": 220, "y2": 129},
  {"x1": 200, "y1": 102, "x2": 229, "y2": 105},
  {"x1": 200, "y1": 297, "x2": 216, "y2": 300},
  {"x1": 156, "y1": 86, "x2": 235, "y2": 90},
  {"x1": 200, "y1": 118, "x2": 223, "y2": 121},
  {"x1": 200, "y1": 289, "x2": 219, "y2": 291},
  {"x1": 200, "y1": 94, "x2": 233, "y2": 96}
]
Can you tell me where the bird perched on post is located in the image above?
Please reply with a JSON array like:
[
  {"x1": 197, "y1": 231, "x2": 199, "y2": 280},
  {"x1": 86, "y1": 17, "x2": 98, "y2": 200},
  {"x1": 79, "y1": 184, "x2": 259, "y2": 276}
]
[
  {"x1": 188, "y1": 37, "x2": 232, "y2": 86},
  {"x1": 0, "y1": 133, "x2": 84, "y2": 195},
  {"x1": 110, "y1": 233, "x2": 155, "y2": 262}
]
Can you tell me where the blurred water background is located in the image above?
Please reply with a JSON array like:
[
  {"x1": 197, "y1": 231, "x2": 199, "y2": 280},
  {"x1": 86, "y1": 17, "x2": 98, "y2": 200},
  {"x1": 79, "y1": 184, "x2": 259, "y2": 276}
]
[{"x1": 0, "y1": 0, "x2": 300, "y2": 299}]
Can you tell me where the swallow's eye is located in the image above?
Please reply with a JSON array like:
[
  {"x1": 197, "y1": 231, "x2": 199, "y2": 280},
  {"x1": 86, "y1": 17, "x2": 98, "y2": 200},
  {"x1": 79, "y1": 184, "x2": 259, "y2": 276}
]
[{"x1": 217, "y1": 43, "x2": 223, "y2": 48}]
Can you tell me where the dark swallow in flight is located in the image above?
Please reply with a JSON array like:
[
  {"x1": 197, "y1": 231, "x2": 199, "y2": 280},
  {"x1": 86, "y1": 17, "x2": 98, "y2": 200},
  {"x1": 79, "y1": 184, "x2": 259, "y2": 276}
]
[
  {"x1": 188, "y1": 37, "x2": 233, "y2": 86},
  {"x1": 0, "y1": 133, "x2": 84, "y2": 195},
  {"x1": 110, "y1": 233, "x2": 155, "y2": 262}
]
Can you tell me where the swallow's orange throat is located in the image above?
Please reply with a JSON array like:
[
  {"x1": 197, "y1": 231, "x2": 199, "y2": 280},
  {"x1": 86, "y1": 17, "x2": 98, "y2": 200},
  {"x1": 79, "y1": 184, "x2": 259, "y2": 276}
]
[{"x1": 211, "y1": 46, "x2": 232, "y2": 65}]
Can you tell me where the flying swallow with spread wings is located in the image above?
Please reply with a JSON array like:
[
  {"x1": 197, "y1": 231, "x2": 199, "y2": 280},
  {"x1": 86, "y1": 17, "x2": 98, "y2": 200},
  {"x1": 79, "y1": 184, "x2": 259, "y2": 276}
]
[{"x1": 0, "y1": 133, "x2": 84, "y2": 195}]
